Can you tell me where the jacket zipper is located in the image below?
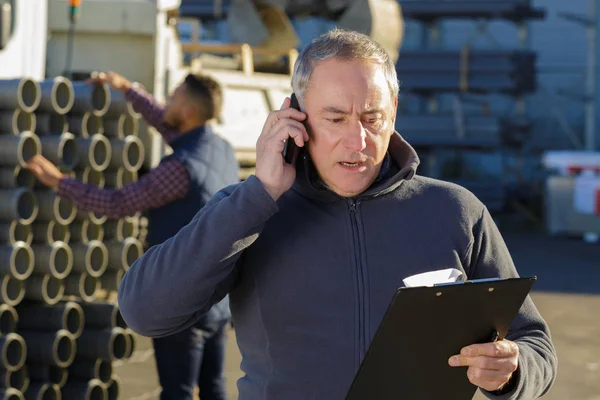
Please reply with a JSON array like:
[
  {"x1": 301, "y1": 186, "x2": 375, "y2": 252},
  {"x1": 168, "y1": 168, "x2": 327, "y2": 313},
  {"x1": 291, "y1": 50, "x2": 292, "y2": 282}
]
[{"x1": 347, "y1": 198, "x2": 366, "y2": 365}]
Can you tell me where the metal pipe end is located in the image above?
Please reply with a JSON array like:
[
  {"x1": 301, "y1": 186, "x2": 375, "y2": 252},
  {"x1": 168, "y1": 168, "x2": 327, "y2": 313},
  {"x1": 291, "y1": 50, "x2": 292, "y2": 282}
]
[
  {"x1": 49, "y1": 242, "x2": 73, "y2": 280},
  {"x1": 58, "y1": 132, "x2": 79, "y2": 169},
  {"x1": 88, "y1": 134, "x2": 111, "y2": 171},
  {"x1": 92, "y1": 84, "x2": 111, "y2": 117},
  {"x1": 53, "y1": 330, "x2": 76, "y2": 368},
  {"x1": 109, "y1": 328, "x2": 128, "y2": 360},
  {"x1": 86, "y1": 240, "x2": 108, "y2": 278},
  {"x1": 121, "y1": 114, "x2": 138, "y2": 137},
  {"x1": 7, "y1": 221, "x2": 33, "y2": 246},
  {"x1": 113, "y1": 307, "x2": 127, "y2": 329},
  {"x1": 1, "y1": 275, "x2": 24, "y2": 307},
  {"x1": 25, "y1": 383, "x2": 61, "y2": 400},
  {"x1": 0, "y1": 387, "x2": 24, "y2": 400},
  {"x1": 96, "y1": 360, "x2": 112, "y2": 384},
  {"x1": 87, "y1": 379, "x2": 108, "y2": 400},
  {"x1": 49, "y1": 366, "x2": 68, "y2": 388},
  {"x1": 0, "y1": 304, "x2": 18, "y2": 336},
  {"x1": 54, "y1": 196, "x2": 77, "y2": 225},
  {"x1": 4, "y1": 366, "x2": 30, "y2": 393},
  {"x1": 124, "y1": 329, "x2": 135, "y2": 358},
  {"x1": 50, "y1": 220, "x2": 70, "y2": 244},
  {"x1": 43, "y1": 275, "x2": 65, "y2": 305},
  {"x1": 106, "y1": 374, "x2": 120, "y2": 400},
  {"x1": 9, "y1": 241, "x2": 34, "y2": 281},
  {"x1": 122, "y1": 136, "x2": 144, "y2": 171},
  {"x1": 52, "y1": 77, "x2": 75, "y2": 115},
  {"x1": 63, "y1": 302, "x2": 84, "y2": 340},
  {"x1": 82, "y1": 220, "x2": 104, "y2": 243},
  {"x1": 17, "y1": 132, "x2": 41, "y2": 168},
  {"x1": 121, "y1": 238, "x2": 143, "y2": 271},
  {"x1": 17, "y1": 78, "x2": 41, "y2": 113},
  {"x1": 68, "y1": 273, "x2": 99, "y2": 302},
  {"x1": 1, "y1": 333, "x2": 27, "y2": 372},
  {"x1": 14, "y1": 188, "x2": 39, "y2": 225},
  {"x1": 79, "y1": 168, "x2": 105, "y2": 188},
  {"x1": 15, "y1": 109, "x2": 36, "y2": 134},
  {"x1": 15, "y1": 166, "x2": 35, "y2": 188},
  {"x1": 83, "y1": 113, "x2": 103, "y2": 138}
]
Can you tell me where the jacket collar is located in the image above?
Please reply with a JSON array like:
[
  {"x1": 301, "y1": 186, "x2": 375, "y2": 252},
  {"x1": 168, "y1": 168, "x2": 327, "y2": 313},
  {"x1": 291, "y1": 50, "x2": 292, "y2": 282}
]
[{"x1": 291, "y1": 131, "x2": 420, "y2": 202}]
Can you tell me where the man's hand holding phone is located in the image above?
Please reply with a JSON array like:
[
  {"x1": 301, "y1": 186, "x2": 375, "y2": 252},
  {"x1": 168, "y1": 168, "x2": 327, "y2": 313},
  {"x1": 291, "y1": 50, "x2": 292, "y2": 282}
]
[{"x1": 255, "y1": 96, "x2": 308, "y2": 201}]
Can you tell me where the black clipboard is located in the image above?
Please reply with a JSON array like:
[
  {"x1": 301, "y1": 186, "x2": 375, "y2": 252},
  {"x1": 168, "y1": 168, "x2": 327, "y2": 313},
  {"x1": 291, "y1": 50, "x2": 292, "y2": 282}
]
[{"x1": 345, "y1": 276, "x2": 537, "y2": 400}]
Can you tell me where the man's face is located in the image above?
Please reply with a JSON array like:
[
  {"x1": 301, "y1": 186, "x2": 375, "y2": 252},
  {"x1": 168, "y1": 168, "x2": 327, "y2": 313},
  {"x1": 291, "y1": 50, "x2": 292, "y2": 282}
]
[
  {"x1": 164, "y1": 83, "x2": 189, "y2": 129},
  {"x1": 303, "y1": 58, "x2": 397, "y2": 197}
]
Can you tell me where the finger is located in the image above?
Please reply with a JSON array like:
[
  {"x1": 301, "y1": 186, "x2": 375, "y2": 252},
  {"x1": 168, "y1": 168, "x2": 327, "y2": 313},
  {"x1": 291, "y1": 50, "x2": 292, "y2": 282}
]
[
  {"x1": 449, "y1": 355, "x2": 517, "y2": 372},
  {"x1": 26, "y1": 154, "x2": 44, "y2": 166},
  {"x1": 267, "y1": 125, "x2": 306, "y2": 150},
  {"x1": 280, "y1": 97, "x2": 290, "y2": 110},
  {"x1": 466, "y1": 367, "x2": 512, "y2": 392},
  {"x1": 273, "y1": 108, "x2": 307, "y2": 123},
  {"x1": 461, "y1": 340, "x2": 518, "y2": 358},
  {"x1": 26, "y1": 163, "x2": 43, "y2": 176},
  {"x1": 270, "y1": 118, "x2": 309, "y2": 142},
  {"x1": 33, "y1": 155, "x2": 54, "y2": 169}
]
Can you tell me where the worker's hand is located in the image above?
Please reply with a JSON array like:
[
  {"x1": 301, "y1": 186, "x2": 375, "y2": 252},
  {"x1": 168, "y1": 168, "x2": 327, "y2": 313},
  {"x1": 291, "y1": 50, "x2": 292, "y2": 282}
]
[
  {"x1": 448, "y1": 339, "x2": 519, "y2": 392},
  {"x1": 87, "y1": 71, "x2": 132, "y2": 93},
  {"x1": 26, "y1": 155, "x2": 67, "y2": 189},
  {"x1": 255, "y1": 97, "x2": 308, "y2": 201}
]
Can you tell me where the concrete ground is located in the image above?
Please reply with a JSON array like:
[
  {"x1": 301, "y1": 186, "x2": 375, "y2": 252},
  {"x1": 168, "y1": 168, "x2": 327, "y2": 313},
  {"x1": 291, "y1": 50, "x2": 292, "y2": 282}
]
[{"x1": 115, "y1": 231, "x2": 600, "y2": 400}]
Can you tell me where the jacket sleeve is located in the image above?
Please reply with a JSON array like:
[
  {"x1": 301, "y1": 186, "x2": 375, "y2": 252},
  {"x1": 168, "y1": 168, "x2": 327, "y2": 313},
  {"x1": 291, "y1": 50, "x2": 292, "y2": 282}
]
[
  {"x1": 117, "y1": 175, "x2": 278, "y2": 337},
  {"x1": 468, "y1": 206, "x2": 558, "y2": 399}
]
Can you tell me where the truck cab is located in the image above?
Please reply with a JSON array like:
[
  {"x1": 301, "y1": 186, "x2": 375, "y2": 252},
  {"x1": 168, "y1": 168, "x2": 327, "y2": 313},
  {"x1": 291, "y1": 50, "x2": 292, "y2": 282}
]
[{"x1": 0, "y1": 0, "x2": 47, "y2": 80}]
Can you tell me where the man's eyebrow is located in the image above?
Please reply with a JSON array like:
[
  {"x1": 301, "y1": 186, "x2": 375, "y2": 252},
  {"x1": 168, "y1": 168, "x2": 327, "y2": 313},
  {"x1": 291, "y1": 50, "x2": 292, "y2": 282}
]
[
  {"x1": 322, "y1": 106, "x2": 348, "y2": 114},
  {"x1": 321, "y1": 107, "x2": 385, "y2": 115},
  {"x1": 363, "y1": 108, "x2": 384, "y2": 115}
]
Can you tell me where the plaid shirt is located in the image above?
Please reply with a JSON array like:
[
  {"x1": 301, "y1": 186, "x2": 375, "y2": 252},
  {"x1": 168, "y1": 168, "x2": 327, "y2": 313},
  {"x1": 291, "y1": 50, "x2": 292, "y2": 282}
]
[{"x1": 58, "y1": 87, "x2": 190, "y2": 219}]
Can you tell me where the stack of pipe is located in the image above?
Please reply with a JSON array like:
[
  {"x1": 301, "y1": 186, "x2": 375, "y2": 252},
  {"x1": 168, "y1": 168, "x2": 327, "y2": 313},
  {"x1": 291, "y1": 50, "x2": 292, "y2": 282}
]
[{"x1": 1, "y1": 77, "x2": 145, "y2": 399}]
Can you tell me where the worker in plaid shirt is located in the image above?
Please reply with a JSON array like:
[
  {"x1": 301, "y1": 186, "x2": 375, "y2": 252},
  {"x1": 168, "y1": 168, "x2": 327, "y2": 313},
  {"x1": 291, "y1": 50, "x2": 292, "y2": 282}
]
[{"x1": 27, "y1": 71, "x2": 240, "y2": 400}]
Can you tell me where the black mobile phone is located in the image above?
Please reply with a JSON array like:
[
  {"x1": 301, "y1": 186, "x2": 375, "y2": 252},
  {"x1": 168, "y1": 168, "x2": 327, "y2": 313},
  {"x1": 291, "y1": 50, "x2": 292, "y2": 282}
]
[{"x1": 282, "y1": 93, "x2": 301, "y2": 164}]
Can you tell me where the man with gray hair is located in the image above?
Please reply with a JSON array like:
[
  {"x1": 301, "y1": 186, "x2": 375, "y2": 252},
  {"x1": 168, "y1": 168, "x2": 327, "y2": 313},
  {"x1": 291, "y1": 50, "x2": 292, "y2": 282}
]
[{"x1": 118, "y1": 29, "x2": 557, "y2": 399}]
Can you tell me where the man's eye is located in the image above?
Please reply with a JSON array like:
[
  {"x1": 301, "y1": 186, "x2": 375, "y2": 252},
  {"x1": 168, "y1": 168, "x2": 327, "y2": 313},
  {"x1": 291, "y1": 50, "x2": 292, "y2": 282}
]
[
  {"x1": 329, "y1": 118, "x2": 343, "y2": 123},
  {"x1": 366, "y1": 118, "x2": 378, "y2": 124}
]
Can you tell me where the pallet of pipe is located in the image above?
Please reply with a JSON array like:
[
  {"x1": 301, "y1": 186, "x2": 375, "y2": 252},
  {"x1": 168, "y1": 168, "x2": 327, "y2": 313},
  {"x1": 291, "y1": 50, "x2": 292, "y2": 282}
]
[{"x1": 0, "y1": 77, "x2": 144, "y2": 399}]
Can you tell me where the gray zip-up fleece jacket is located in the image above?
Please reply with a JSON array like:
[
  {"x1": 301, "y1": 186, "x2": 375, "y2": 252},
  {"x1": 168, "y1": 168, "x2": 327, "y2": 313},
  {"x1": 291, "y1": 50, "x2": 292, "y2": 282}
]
[{"x1": 119, "y1": 132, "x2": 557, "y2": 400}]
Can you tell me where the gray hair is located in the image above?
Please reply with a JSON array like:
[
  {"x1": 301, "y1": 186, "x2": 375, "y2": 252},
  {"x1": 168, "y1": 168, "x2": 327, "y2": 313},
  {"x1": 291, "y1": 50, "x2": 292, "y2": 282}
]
[{"x1": 291, "y1": 28, "x2": 399, "y2": 107}]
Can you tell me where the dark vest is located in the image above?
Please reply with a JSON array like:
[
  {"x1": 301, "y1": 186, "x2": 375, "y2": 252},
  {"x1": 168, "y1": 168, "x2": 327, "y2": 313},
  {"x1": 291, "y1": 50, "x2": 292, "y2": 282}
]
[{"x1": 147, "y1": 125, "x2": 240, "y2": 323}]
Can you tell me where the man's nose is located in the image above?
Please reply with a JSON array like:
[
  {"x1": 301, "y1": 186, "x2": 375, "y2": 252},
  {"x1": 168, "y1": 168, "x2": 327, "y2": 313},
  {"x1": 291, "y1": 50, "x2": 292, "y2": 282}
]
[{"x1": 343, "y1": 120, "x2": 367, "y2": 152}]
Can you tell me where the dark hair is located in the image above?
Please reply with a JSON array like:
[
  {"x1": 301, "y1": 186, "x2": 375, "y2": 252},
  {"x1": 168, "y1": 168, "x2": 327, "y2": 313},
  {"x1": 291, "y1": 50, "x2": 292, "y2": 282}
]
[{"x1": 183, "y1": 73, "x2": 223, "y2": 121}]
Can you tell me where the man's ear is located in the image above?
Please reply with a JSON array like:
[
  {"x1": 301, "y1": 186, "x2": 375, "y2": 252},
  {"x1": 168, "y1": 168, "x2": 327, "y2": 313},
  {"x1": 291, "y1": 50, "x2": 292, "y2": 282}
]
[{"x1": 391, "y1": 95, "x2": 398, "y2": 125}]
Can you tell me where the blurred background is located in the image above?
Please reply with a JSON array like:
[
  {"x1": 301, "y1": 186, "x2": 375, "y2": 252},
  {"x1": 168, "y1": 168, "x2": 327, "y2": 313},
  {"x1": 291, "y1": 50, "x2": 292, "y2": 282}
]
[{"x1": 0, "y1": 0, "x2": 599, "y2": 399}]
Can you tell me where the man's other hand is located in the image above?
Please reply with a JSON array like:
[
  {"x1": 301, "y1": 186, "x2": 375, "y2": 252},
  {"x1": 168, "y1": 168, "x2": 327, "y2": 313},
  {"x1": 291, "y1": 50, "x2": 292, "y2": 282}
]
[
  {"x1": 87, "y1": 71, "x2": 132, "y2": 93},
  {"x1": 448, "y1": 339, "x2": 519, "y2": 392},
  {"x1": 26, "y1": 155, "x2": 67, "y2": 189}
]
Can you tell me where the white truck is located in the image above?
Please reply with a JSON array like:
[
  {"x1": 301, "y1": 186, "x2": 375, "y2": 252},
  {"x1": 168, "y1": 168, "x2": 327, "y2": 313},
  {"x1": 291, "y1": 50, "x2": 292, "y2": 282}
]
[{"x1": 0, "y1": 0, "x2": 401, "y2": 173}]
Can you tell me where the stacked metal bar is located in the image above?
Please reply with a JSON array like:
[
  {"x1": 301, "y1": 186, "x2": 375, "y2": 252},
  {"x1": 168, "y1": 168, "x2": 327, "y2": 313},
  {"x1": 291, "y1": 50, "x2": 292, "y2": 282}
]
[
  {"x1": 396, "y1": 50, "x2": 537, "y2": 95},
  {"x1": 397, "y1": 0, "x2": 545, "y2": 21},
  {"x1": 178, "y1": 0, "x2": 545, "y2": 21},
  {"x1": 0, "y1": 77, "x2": 144, "y2": 399}
]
